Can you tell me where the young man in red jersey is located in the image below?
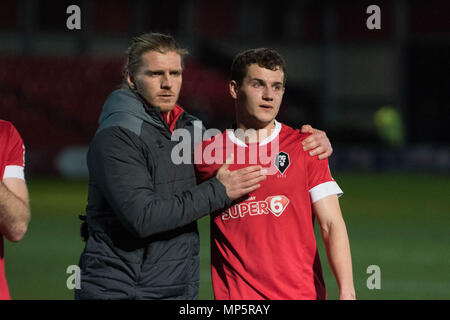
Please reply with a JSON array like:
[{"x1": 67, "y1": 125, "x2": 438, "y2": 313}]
[
  {"x1": 0, "y1": 120, "x2": 30, "y2": 300},
  {"x1": 195, "y1": 49, "x2": 355, "y2": 300}
]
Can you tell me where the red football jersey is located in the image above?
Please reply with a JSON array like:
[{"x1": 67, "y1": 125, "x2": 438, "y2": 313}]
[
  {"x1": 195, "y1": 121, "x2": 343, "y2": 300},
  {"x1": 0, "y1": 120, "x2": 26, "y2": 300}
]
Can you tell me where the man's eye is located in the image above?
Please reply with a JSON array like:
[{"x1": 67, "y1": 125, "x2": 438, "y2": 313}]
[
  {"x1": 252, "y1": 82, "x2": 261, "y2": 87},
  {"x1": 171, "y1": 71, "x2": 181, "y2": 76},
  {"x1": 274, "y1": 85, "x2": 282, "y2": 91}
]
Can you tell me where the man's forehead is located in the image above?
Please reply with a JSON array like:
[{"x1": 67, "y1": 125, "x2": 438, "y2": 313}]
[
  {"x1": 140, "y1": 50, "x2": 182, "y2": 69},
  {"x1": 245, "y1": 64, "x2": 284, "y2": 82}
]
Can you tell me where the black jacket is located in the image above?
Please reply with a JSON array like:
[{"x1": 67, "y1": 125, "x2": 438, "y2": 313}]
[{"x1": 75, "y1": 89, "x2": 231, "y2": 300}]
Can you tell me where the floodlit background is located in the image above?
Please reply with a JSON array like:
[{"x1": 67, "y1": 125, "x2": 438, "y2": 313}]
[{"x1": 1, "y1": 0, "x2": 449, "y2": 299}]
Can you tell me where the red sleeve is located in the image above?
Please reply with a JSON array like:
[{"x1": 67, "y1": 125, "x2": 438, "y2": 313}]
[
  {"x1": 6, "y1": 124, "x2": 25, "y2": 167},
  {"x1": 301, "y1": 132, "x2": 343, "y2": 202},
  {"x1": 1, "y1": 122, "x2": 25, "y2": 180},
  {"x1": 306, "y1": 154, "x2": 334, "y2": 190}
]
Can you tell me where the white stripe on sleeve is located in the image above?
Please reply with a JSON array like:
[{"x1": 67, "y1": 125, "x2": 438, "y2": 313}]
[
  {"x1": 309, "y1": 181, "x2": 343, "y2": 203},
  {"x1": 3, "y1": 165, "x2": 25, "y2": 180}
]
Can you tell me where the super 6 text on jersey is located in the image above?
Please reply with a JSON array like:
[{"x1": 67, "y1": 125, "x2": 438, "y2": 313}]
[{"x1": 221, "y1": 195, "x2": 290, "y2": 220}]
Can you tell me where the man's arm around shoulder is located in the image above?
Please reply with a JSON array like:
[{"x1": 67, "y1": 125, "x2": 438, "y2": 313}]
[{"x1": 89, "y1": 127, "x2": 233, "y2": 239}]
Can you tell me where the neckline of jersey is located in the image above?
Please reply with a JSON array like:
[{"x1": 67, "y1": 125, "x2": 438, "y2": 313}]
[{"x1": 226, "y1": 120, "x2": 282, "y2": 148}]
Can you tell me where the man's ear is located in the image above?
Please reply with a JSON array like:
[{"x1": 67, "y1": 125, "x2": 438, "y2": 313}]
[
  {"x1": 127, "y1": 74, "x2": 137, "y2": 90},
  {"x1": 229, "y1": 80, "x2": 239, "y2": 99}
]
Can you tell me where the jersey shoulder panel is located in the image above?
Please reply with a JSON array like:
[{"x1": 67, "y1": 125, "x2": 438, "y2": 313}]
[
  {"x1": 0, "y1": 120, "x2": 16, "y2": 136},
  {"x1": 0, "y1": 120, "x2": 24, "y2": 155},
  {"x1": 278, "y1": 123, "x2": 311, "y2": 153}
]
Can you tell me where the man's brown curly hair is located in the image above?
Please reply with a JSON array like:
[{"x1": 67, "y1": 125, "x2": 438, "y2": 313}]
[{"x1": 231, "y1": 48, "x2": 287, "y2": 86}]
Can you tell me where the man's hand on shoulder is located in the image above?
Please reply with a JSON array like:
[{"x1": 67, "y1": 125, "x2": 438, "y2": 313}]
[{"x1": 301, "y1": 124, "x2": 333, "y2": 160}]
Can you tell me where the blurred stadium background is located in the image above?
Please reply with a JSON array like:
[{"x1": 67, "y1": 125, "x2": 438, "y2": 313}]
[{"x1": 1, "y1": 0, "x2": 449, "y2": 299}]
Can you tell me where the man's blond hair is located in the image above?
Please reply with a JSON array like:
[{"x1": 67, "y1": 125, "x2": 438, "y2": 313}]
[{"x1": 122, "y1": 32, "x2": 188, "y2": 87}]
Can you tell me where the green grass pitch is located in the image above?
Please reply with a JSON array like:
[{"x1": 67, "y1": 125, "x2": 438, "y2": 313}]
[{"x1": 4, "y1": 172, "x2": 450, "y2": 299}]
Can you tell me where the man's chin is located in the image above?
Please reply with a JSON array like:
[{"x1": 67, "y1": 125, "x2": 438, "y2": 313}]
[
  {"x1": 157, "y1": 103, "x2": 176, "y2": 113},
  {"x1": 253, "y1": 114, "x2": 276, "y2": 126}
]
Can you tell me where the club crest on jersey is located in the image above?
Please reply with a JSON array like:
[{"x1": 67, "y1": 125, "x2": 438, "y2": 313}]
[{"x1": 275, "y1": 151, "x2": 290, "y2": 175}]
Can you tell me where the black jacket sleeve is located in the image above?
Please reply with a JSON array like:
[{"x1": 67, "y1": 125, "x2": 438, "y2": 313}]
[{"x1": 88, "y1": 126, "x2": 231, "y2": 239}]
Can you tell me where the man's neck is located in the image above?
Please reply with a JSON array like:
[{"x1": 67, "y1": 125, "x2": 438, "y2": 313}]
[{"x1": 236, "y1": 120, "x2": 276, "y2": 144}]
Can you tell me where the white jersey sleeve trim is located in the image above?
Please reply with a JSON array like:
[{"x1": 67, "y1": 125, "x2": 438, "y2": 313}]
[
  {"x1": 309, "y1": 181, "x2": 343, "y2": 203},
  {"x1": 3, "y1": 165, "x2": 25, "y2": 180}
]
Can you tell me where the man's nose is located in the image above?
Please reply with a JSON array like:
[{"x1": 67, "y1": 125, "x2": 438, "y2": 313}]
[
  {"x1": 161, "y1": 73, "x2": 172, "y2": 89},
  {"x1": 262, "y1": 87, "x2": 274, "y2": 101}
]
